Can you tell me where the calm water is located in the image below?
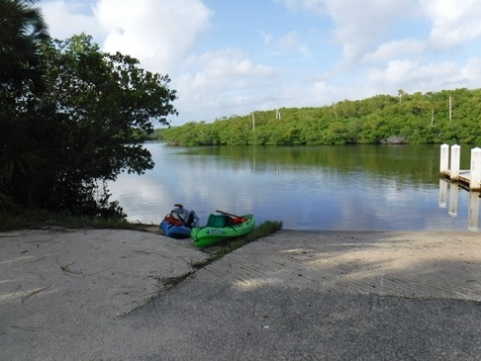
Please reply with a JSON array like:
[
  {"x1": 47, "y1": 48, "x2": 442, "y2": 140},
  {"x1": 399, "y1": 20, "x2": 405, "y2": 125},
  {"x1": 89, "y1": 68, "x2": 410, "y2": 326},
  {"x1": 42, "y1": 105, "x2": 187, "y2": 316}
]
[{"x1": 109, "y1": 142, "x2": 480, "y2": 232}]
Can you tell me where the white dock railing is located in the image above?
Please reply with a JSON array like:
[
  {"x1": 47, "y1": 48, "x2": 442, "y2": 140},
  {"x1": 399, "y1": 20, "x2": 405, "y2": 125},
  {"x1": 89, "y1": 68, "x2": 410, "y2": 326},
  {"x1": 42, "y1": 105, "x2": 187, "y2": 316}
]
[{"x1": 440, "y1": 144, "x2": 481, "y2": 191}]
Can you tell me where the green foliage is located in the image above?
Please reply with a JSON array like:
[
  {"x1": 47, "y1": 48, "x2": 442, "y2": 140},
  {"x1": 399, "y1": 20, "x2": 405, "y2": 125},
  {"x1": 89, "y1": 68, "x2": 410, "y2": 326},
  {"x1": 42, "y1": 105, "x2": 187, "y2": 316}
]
[
  {"x1": 1, "y1": 2, "x2": 178, "y2": 217},
  {"x1": 31, "y1": 34, "x2": 177, "y2": 215},
  {"x1": 1, "y1": 0, "x2": 49, "y2": 211},
  {"x1": 0, "y1": 208, "x2": 129, "y2": 232},
  {"x1": 0, "y1": 0, "x2": 49, "y2": 92},
  {"x1": 158, "y1": 88, "x2": 481, "y2": 147}
]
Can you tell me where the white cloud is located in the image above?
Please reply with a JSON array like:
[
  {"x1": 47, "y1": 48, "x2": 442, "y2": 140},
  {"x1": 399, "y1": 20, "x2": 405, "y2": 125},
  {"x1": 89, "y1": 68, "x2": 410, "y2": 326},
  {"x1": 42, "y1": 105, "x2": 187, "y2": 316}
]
[
  {"x1": 323, "y1": 0, "x2": 419, "y2": 65},
  {"x1": 278, "y1": 31, "x2": 300, "y2": 51},
  {"x1": 420, "y1": 0, "x2": 481, "y2": 49},
  {"x1": 367, "y1": 59, "x2": 465, "y2": 92},
  {"x1": 460, "y1": 57, "x2": 481, "y2": 84},
  {"x1": 174, "y1": 48, "x2": 281, "y2": 122},
  {"x1": 362, "y1": 39, "x2": 425, "y2": 64},
  {"x1": 94, "y1": 0, "x2": 212, "y2": 73},
  {"x1": 198, "y1": 48, "x2": 279, "y2": 78},
  {"x1": 293, "y1": 80, "x2": 334, "y2": 105},
  {"x1": 40, "y1": 0, "x2": 105, "y2": 40}
]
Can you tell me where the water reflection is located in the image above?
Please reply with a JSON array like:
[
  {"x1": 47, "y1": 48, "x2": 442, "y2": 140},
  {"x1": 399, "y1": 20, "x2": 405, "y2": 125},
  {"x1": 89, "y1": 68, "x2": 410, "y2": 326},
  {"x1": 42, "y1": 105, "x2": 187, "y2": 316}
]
[
  {"x1": 468, "y1": 192, "x2": 480, "y2": 231},
  {"x1": 438, "y1": 180, "x2": 447, "y2": 208},
  {"x1": 110, "y1": 143, "x2": 480, "y2": 232},
  {"x1": 438, "y1": 180, "x2": 480, "y2": 231}
]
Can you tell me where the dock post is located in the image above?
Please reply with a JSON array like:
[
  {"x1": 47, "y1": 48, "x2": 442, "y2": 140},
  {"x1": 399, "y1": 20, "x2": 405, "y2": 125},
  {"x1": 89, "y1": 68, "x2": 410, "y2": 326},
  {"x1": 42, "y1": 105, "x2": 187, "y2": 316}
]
[
  {"x1": 469, "y1": 147, "x2": 481, "y2": 191},
  {"x1": 440, "y1": 144, "x2": 449, "y2": 174},
  {"x1": 450, "y1": 144, "x2": 460, "y2": 180}
]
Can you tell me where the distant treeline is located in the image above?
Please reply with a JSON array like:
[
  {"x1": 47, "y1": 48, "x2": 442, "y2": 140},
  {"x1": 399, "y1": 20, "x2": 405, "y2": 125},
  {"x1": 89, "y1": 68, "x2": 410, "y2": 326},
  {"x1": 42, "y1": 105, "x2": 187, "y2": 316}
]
[{"x1": 153, "y1": 88, "x2": 481, "y2": 146}]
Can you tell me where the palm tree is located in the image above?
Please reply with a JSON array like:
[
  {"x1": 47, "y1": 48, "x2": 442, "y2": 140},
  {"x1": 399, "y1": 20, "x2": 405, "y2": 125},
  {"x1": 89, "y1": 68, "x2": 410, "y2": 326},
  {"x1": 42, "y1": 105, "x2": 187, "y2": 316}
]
[
  {"x1": 398, "y1": 89, "x2": 405, "y2": 104},
  {"x1": 0, "y1": 0, "x2": 49, "y2": 88},
  {"x1": 0, "y1": 0, "x2": 49, "y2": 210}
]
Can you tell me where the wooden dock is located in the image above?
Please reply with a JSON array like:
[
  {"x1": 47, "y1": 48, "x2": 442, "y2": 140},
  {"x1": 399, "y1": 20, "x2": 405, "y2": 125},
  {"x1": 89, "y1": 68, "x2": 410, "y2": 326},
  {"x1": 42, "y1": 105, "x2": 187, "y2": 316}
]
[
  {"x1": 441, "y1": 170, "x2": 476, "y2": 190},
  {"x1": 440, "y1": 145, "x2": 481, "y2": 191}
]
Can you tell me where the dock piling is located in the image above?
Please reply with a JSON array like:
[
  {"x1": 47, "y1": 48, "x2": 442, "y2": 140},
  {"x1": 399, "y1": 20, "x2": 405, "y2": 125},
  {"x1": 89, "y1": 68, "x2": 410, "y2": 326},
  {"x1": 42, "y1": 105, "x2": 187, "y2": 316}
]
[
  {"x1": 470, "y1": 148, "x2": 481, "y2": 191},
  {"x1": 450, "y1": 144, "x2": 460, "y2": 180},
  {"x1": 440, "y1": 144, "x2": 449, "y2": 174},
  {"x1": 440, "y1": 144, "x2": 481, "y2": 190}
]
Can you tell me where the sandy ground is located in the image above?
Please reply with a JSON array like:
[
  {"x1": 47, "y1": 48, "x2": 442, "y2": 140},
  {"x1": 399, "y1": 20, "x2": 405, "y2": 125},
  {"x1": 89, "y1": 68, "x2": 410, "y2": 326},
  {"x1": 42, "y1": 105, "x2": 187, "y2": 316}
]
[
  {"x1": 0, "y1": 228, "x2": 208, "y2": 318},
  {"x1": 1, "y1": 228, "x2": 481, "y2": 360}
]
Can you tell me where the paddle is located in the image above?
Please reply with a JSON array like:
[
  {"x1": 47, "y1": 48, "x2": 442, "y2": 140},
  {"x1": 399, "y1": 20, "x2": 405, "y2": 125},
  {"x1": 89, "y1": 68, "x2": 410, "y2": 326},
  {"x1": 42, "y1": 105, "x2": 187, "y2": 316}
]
[{"x1": 216, "y1": 209, "x2": 242, "y2": 218}]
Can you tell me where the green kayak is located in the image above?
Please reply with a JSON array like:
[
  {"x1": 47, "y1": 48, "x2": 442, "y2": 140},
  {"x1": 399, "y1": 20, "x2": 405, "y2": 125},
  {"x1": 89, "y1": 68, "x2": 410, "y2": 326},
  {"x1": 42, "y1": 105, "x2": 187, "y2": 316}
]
[{"x1": 191, "y1": 213, "x2": 255, "y2": 247}]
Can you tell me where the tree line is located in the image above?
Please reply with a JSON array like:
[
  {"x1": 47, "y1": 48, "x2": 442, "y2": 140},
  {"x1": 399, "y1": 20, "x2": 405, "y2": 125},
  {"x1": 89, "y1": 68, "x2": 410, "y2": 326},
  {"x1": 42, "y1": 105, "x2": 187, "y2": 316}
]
[
  {"x1": 1, "y1": 0, "x2": 177, "y2": 216},
  {"x1": 156, "y1": 88, "x2": 481, "y2": 146}
]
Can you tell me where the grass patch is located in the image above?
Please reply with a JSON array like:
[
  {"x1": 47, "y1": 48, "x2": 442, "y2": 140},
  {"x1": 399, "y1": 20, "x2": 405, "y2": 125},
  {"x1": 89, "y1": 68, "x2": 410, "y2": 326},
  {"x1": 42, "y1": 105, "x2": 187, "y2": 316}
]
[
  {"x1": 153, "y1": 220, "x2": 283, "y2": 292},
  {"x1": 204, "y1": 220, "x2": 283, "y2": 261},
  {"x1": 0, "y1": 209, "x2": 152, "y2": 232}
]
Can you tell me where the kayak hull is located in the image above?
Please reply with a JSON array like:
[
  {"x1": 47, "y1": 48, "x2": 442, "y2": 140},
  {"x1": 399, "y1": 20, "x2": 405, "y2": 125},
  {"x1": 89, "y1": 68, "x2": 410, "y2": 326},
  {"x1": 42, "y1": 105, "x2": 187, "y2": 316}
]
[
  {"x1": 159, "y1": 205, "x2": 199, "y2": 239},
  {"x1": 191, "y1": 214, "x2": 255, "y2": 247},
  {"x1": 159, "y1": 220, "x2": 192, "y2": 239}
]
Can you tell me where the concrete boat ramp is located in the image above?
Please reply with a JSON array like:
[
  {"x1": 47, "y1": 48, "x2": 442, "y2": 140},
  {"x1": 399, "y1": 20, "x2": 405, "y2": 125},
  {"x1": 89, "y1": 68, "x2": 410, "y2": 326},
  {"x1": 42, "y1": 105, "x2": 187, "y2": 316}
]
[{"x1": 1, "y1": 228, "x2": 481, "y2": 360}]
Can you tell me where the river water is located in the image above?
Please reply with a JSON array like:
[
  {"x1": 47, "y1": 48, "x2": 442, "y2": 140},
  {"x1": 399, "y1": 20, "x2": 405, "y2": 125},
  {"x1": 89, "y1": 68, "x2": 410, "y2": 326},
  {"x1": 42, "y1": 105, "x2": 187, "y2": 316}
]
[{"x1": 109, "y1": 142, "x2": 480, "y2": 232}]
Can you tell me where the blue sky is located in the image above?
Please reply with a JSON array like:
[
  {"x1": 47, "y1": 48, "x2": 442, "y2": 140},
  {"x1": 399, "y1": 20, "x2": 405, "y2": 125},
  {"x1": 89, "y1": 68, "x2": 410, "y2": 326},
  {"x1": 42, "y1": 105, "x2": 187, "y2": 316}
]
[{"x1": 39, "y1": 0, "x2": 481, "y2": 126}]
